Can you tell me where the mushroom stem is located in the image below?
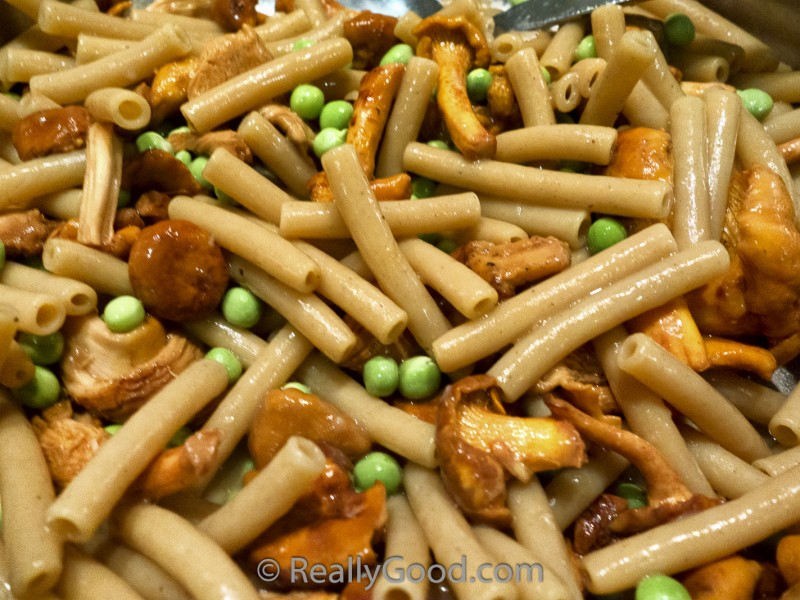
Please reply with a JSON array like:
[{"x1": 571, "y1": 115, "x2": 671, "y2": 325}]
[{"x1": 78, "y1": 122, "x2": 122, "y2": 247}]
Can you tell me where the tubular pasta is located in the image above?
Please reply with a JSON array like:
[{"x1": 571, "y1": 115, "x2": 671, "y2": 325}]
[
  {"x1": 505, "y1": 47, "x2": 555, "y2": 127},
  {"x1": 84, "y1": 88, "x2": 151, "y2": 130},
  {"x1": 704, "y1": 88, "x2": 740, "y2": 240},
  {"x1": 97, "y1": 542, "x2": 192, "y2": 600},
  {"x1": 37, "y1": 0, "x2": 155, "y2": 40},
  {"x1": 752, "y1": 445, "x2": 800, "y2": 477},
  {"x1": 731, "y1": 71, "x2": 800, "y2": 104},
  {"x1": 42, "y1": 237, "x2": 133, "y2": 297},
  {"x1": 403, "y1": 143, "x2": 670, "y2": 219},
  {"x1": 539, "y1": 20, "x2": 584, "y2": 81},
  {"x1": 549, "y1": 71, "x2": 581, "y2": 114},
  {"x1": 58, "y1": 545, "x2": 145, "y2": 600},
  {"x1": 0, "y1": 260, "x2": 96, "y2": 316},
  {"x1": 765, "y1": 108, "x2": 800, "y2": 144},
  {"x1": 112, "y1": 501, "x2": 261, "y2": 600},
  {"x1": 580, "y1": 463, "x2": 800, "y2": 594},
  {"x1": 47, "y1": 360, "x2": 229, "y2": 542},
  {"x1": 478, "y1": 199, "x2": 590, "y2": 249},
  {"x1": 198, "y1": 437, "x2": 326, "y2": 553},
  {"x1": 296, "y1": 353, "x2": 437, "y2": 468},
  {"x1": 490, "y1": 30, "x2": 552, "y2": 64},
  {"x1": 323, "y1": 143, "x2": 451, "y2": 352},
  {"x1": 494, "y1": 124, "x2": 617, "y2": 165},
  {"x1": 432, "y1": 223, "x2": 677, "y2": 372},
  {"x1": 703, "y1": 370, "x2": 786, "y2": 426},
  {"x1": 254, "y1": 10, "x2": 312, "y2": 43},
  {"x1": 770, "y1": 383, "x2": 800, "y2": 446},
  {"x1": 75, "y1": 35, "x2": 131, "y2": 64},
  {"x1": 0, "y1": 47, "x2": 75, "y2": 83},
  {"x1": 0, "y1": 390, "x2": 62, "y2": 599},
  {"x1": 616, "y1": 333, "x2": 770, "y2": 462},
  {"x1": 672, "y1": 51, "x2": 730, "y2": 82},
  {"x1": 0, "y1": 150, "x2": 86, "y2": 211},
  {"x1": 0, "y1": 284, "x2": 65, "y2": 336},
  {"x1": 569, "y1": 57, "x2": 606, "y2": 99}
]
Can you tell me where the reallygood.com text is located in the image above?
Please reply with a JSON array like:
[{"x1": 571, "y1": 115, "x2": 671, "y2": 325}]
[{"x1": 256, "y1": 555, "x2": 545, "y2": 590}]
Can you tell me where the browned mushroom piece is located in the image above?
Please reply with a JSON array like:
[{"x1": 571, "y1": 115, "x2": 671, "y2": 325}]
[
  {"x1": 258, "y1": 104, "x2": 317, "y2": 156},
  {"x1": 680, "y1": 555, "x2": 762, "y2": 600},
  {"x1": 47, "y1": 219, "x2": 141, "y2": 261},
  {"x1": 436, "y1": 375, "x2": 586, "y2": 525},
  {"x1": 249, "y1": 387, "x2": 372, "y2": 468},
  {"x1": 452, "y1": 235, "x2": 571, "y2": 299},
  {"x1": 703, "y1": 336, "x2": 777, "y2": 380},
  {"x1": 246, "y1": 458, "x2": 387, "y2": 587},
  {"x1": 0, "y1": 209, "x2": 57, "y2": 257},
  {"x1": 32, "y1": 400, "x2": 110, "y2": 490},
  {"x1": 545, "y1": 397, "x2": 720, "y2": 537},
  {"x1": 338, "y1": 316, "x2": 419, "y2": 372},
  {"x1": 485, "y1": 65, "x2": 522, "y2": 131},
  {"x1": 128, "y1": 219, "x2": 229, "y2": 322},
  {"x1": 11, "y1": 106, "x2": 91, "y2": 161},
  {"x1": 134, "y1": 428, "x2": 222, "y2": 500},
  {"x1": 777, "y1": 534, "x2": 800, "y2": 587},
  {"x1": 187, "y1": 25, "x2": 272, "y2": 98},
  {"x1": 147, "y1": 57, "x2": 199, "y2": 124},
  {"x1": 60, "y1": 314, "x2": 204, "y2": 421},
  {"x1": 343, "y1": 11, "x2": 400, "y2": 70},
  {"x1": 308, "y1": 172, "x2": 412, "y2": 202},
  {"x1": 413, "y1": 12, "x2": 495, "y2": 159},
  {"x1": 134, "y1": 191, "x2": 172, "y2": 224},
  {"x1": 122, "y1": 149, "x2": 204, "y2": 197},
  {"x1": 168, "y1": 129, "x2": 253, "y2": 164},
  {"x1": 572, "y1": 493, "x2": 629, "y2": 555},
  {"x1": 211, "y1": 0, "x2": 259, "y2": 31},
  {"x1": 779, "y1": 137, "x2": 800, "y2": 166}
]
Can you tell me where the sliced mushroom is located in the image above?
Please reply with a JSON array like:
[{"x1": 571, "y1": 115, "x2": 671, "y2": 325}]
[
  {"x1": 344, "y1": 11, "x2": 400, "y2": 70},
  {"x1": 122, "y1": 149, "x2": 204, "y2": 197},
  {"x1": 11, "y1": 106, "x2": 91, "y2": 161},
  {"x1": 148, "y1": 57, "x2": 199, "y2": 124},
  {"x1": 572, "y1": 493, "x2": 629, "y2": 555},
  {"x1": 32, "y1": 400, "x2": 110, "y2": 490},
  {"x1": 249, "y1": 387, "x2": 372, "y2": 468},
  {"x1": 308, "y1": 172, "x2": 412, "y2": 202},
  {"x1": 545, "y1": 397, "x2": 719, "y2": 536},
  {"x1": 485, "y1": 64, "x2": 521, "y2": 130},
  {"x1": 681, "y1": 555, "x2": 762, "y2": 600},
  {"x1": 703, "y1": 336, "x2": 777, "y2": 380},
  {"x1": 257, "y1": 104, "x2": 317, "y2": 155},
  {"x1": 134, "y1": 191, "x2": 172, "y2": 224},
  {"x1": 437, "y1": 375, "x2": 585, "y2": 524},
  {"x1": 210, "y1": 0, "x2": 259, "y2": 31},
  {"x1": 413, "y1": 12, "x2": 495, "y2": 159},
  {"x1": 128, "y1": 219, "x2": 229, "y2": 322},
  {"x1": 187, "y1": 25, "x2": 272, "y2": 99},
  {"x1": 452, "y1": 235, "x2": 571, "y2": 299},
  {"x1": 134, "y1": 428, "x2": 222, "y2": 500},
  {"x1": 0, "y1": 209, "x2": 57, "y2": 257},
  {"x1": 168, "y1": 129, "x2": 253, "y2": 164},
  {"x1": 60, "y1": 314, "x2": 204, "y2": 421}
]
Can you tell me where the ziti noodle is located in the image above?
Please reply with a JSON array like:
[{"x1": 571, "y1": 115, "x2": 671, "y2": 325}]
[{"x1": 2, "y1": 0, "x2": 800, "y2": 598}]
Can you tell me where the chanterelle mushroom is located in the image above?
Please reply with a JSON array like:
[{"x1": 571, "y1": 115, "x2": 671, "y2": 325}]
[
  {"x1": 436, "y1": 375, "x2": 585, "y2": 525},
  {"x1": 60, "y1": 314, "x2": 203, "y2": 421},
  {"x1": 413, "y1": 10, "x2": 496, "y2": 159}
]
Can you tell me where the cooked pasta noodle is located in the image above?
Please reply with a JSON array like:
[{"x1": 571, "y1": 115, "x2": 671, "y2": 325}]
[
  {"x1": 0, "y1": 260, "x2": 96, "y2": 316},
  {"x1": 477, "y1": 199, "x2": 590, "y2": 249},
  {"x1": 703, "y1": 370, "x2": 786, "y2": 426},
  {"x1": 539, "y1": 20, "x2": 584, "y2": 81},
  {"x1": 0, "y1": 150, "x2": 86, "y2": 210},
  {"x1": 97, "y1": 541, "x2": 193, "y2": 600},
  {"x1": 0, "y1": 47, "x2": 75, "y2": 83},
  {"x1": 84, "y1": 88, "x2": 151, "y2": 130},
  {"x1": 0, "y1": 284, "x2": 65, "y2": 336},
  {"x1": 505, "y1": 47, "x2": 555, "y2": 127},
  {"x1": 42, "y1": 237, "x2": 133, "y2": 297},
  {"x1": 58, "y1": 545, "x2": 145, "y2": 600},
  {"x1": 704, "y1": 87, "x2": 740, "y2": 240},
  {"x1": 494, "y1": 124, "x2": 617, "y2": 165}
]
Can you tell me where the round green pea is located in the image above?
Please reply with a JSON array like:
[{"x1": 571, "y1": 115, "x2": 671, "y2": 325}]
[
  {"x1": 737, "y1": 88, "x2": 773, "y2": 121},
  {"x1": 103, "y1": 295, "x2": 146, "y2": 333},
  {"x1": 12, "y1": 366, "x2": 61, "y2": 409},
  {"x1": 293, "y1": 38, "x2": 314, "y2": 51},
  {"x1": 313, "y1": 127, "x2": 347, "y2": 157},
  {"x1": 189, "y1": 155, "x2": 212, "y2": 189},
  {"x1": 379, "y1": 43, "x2": 414, "y2": 66},
  {"x1": 587, "y1": 217, "x2": 628, "y2": 254},
  {"x1": 206, "y1": 347, "x2": 243, "y2": 383},
  {"x1": 117, "y1": 188, "x2": 132, "y2": 208},
  {"x1": 540, "y1": 65, "x2": 552, "y2": 85},
  {"x1": 354, "y1": 451, "x2": 402, "y2": 494},
  {"x1": 574, "y1": 35, "x2": 597, "y2": 62},
  {"x1": 290, "y1": 84, "x2": 325, "y2": 120},
  {"x1": 363, "y1": 356, "x2": 399, "y2": 397},
  {"x1": 635, "y1": 574, "x2": 691, "y2": 600},
  {"x1": 616, "y1": 482, "x2": 648, "y2": 509},
  {"x1": 175, "y1": 149, "x2": 192, "y2": 166},
  {"x1": 104, "y1": 423, "x2": 123, "y2": 436},
  {"x1": 427, "y1": 140, "x2": 450, "y2": 151},
  {"x1": 282, "y1": 381, "x2": 312, "y2": 394},
  {"x1": 135, "y1": 131, "x2": 173, "y2": 154},
  {"x1": 398, "y1": 355, "x2": 441, "y2": 400},
  {"x1": 436, "y1": 238, "x2": 459, "y2": 254},
  {"x1": 411, "y1": 176, "x2": 437, "y2": 199},
  {"x1": 17, "y1": 331, "x2": 64, "y2": 366},
  {"x1": 319, "y1": 100, "x2": 354, "y2": 130},
  {"x1": 466, "y1": 68, "x2": 492, "y2": 103},
  {"x1": 221, "y1": 286, "x2": 262, "y2": 329},
  {"x1": 663, "y1": 13, "x2": 695, "y2": 47}
]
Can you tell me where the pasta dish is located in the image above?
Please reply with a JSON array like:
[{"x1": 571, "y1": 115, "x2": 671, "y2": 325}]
[{"x1": 0, "y1": 0, "x2": 800, "y2": 598}]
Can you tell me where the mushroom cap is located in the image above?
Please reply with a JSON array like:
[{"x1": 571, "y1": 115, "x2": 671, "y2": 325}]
[{"x1": 413, "y1": 13, "x2": 491, "y2": 67}]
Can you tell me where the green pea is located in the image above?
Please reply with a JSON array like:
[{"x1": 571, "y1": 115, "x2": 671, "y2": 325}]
[
  {"x1": 103, "y1": 295, "x2": 146, "y2": 333},
  {"x1": 663, "y1": 13, "x2": 695, "y2": 47},
  {"x1": 379, "y1": 43, "x2": 414, "y2": 66},
  {"x1": 427, "y1": 140, "x2": 450, "y2": 151},
  {"x1": 12, "y1": 366, "x2": 61, "y2": 409},
  {"x1": 540, "y1": 65, "x2": 552, "y2": 85},
  {"x1": 17, "y1": 331, "x2": 64, "y2": 366},
  {"x1": 411, "y1": 176, "x2": 437, "y2": 199},
  {"x1": 282, "y1": 381, "x2": 311, "y2": 394},
  {"x1": 135, "y1": 131, "x2": 173, "y2": 154},
  {"x1": 466, "y1": 68, "x2": 492, "y2": 103},
  {"x1": 436, "y1": 238, "x2": 459, "y2": 254},
  {"x1": 561, "y1": 160, "x2": 587, "y2": 173},
  {"x1": 635, "y1": 574, "x2": 691, "y2": 600},
  {"x1": 0, "y1": 241, "x2": 5, "y2": 271},
  {"x1": 319, "y1": 100, "x2": 354, "y2": 130},
  {"x1": 363, "y1": 356, "x2": 399, "y2": 397},
  {"x1": 354, "y1": 452, "x2": 403, "y2": 494},
  {"x1": 292, "y1": 38, "x2": 314, "y2": 51},
  {"x1": 509, "y1": 0, "x2": 528, "y2": 5},
  {"x1": 213, "y1": 186, "x2": 236, "y2": 205},
  {"x1": 587, "y1": 217, "x2": 627, "y2": 255},
  {"x1": 313, "y1": 127, "x2": 347, "y2": 158},
  {"x1": 175, "y1": 149, "x2": 192, "y2": 166},
  {"x1": 221, "y1": 286, "x2": 262, "y2": 329},
  {"x1": 189, "y1": 155, "x2": 212, "y2": 189},
  {"x1": 575, "y1": 35, "x2": 597, "y2": 62},
  {"x1": 206, "y1": 347, "x2": 243, "y2": 383},
  {"x1": 418, "y1": 232, "x2": 441, "y2": 245},
  {"x1": 117, "y1": 188, "x2": 132, "y2": 208},
  {"x1": 616, "y1": 482, "x2": 648, "y2": 509},
  {"x1": 290, "y1": 84, "x2": 325, "y2": 120},
  {"x1": 3, "y1": 91, "x2": 20, "y2": 101},
  {"x1": 737, "y1": 88, "x2": 774, "y2": 121},
  {"x1": 104, "y1": 423, "x2": 123, "y2": 436},
  {"x1": 398, "y1": 355, "x2": 441, "y2": 400},
  {"x1": 168, "y1": 125, "x2": 192, "y2": 136},
  {"x1": 168, "y1": 425, "x2": 193, "y2": 448}
]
